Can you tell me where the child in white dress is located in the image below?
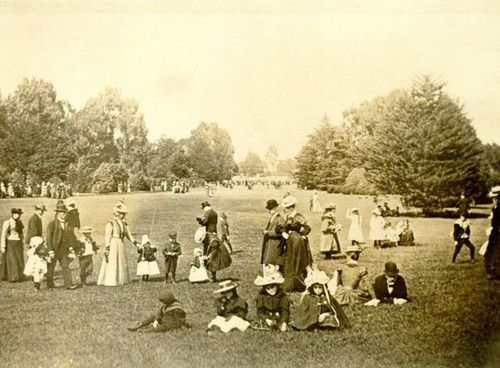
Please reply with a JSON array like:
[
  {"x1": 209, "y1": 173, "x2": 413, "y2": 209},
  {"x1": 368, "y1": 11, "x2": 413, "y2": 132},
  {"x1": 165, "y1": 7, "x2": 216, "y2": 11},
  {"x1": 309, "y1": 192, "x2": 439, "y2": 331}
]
[
  {"x1": 137, "y1": 235, "x2": 160, "y2": 281},
  {"x1": 346, "y1": 208, "x2": 364, "y2": 247},
  {"x1": 188, "y1": 247, "x2": 209, "y2": 283},
  {"x1": 24, "y1": 236, "x2": 50, "y2": 291}
]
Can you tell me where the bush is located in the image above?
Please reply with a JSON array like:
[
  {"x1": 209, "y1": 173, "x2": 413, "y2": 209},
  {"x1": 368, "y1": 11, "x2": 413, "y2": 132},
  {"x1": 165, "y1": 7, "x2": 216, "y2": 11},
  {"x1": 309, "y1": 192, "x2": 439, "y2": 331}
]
[{"x1": 129, "y1": 171, "x2": 150, "y2": 191}]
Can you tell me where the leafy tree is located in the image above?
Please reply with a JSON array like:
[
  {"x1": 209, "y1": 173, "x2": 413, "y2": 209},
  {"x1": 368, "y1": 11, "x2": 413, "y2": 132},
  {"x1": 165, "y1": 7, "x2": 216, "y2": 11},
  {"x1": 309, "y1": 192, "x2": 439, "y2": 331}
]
[
  {"x1": 239, "y1": 152, "x2": 266, "y2": 176},
  {"x1": 91, "y1": 162, "x2": 127, "y2": 194},
  {"x1": 169, "y1": 146, "x2": 191, "y2": 179},
  {"x1": 147, "y1": 137, "x2": 178, "y2": 180},
  {"x1": 483, "y1": 143, "x2": 500, "y2": 187},
  {"x1": 354, "y1": 76, "x2": 486, "y2": 213},
  {"x1": 341, "y1": 168, "x2": 376, "y2": 195},
  {"x1": 186, "y1": 122, "x2": 236, "y2": 181}
]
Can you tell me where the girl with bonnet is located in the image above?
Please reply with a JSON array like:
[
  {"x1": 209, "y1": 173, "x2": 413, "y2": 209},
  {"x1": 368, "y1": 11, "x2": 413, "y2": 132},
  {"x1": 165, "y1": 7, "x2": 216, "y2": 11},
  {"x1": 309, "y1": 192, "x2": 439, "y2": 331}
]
[
  {"x1": 292, "y1": 270, "x2": 350, "y2": 331},
  {"x1": 207, "y1": 280, "x2": 250, "y2": 333},
  {"x1": 252, "y1": 272, "x2": 290, "y2": 332}
]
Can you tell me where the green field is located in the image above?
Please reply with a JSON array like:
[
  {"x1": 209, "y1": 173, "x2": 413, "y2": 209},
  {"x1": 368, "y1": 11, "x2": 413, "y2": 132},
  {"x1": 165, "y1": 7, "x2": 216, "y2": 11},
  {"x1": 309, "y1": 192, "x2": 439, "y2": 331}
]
[{"x1": 1, "y1": 186, "x2": 499, "y2": 368}]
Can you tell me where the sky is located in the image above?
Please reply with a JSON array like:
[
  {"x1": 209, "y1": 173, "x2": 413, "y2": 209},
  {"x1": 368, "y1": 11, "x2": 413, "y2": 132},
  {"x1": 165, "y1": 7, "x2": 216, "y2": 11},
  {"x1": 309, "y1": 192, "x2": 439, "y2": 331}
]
[{"x1": 0, "y1": 1, "x2": 499, "y2": 161}]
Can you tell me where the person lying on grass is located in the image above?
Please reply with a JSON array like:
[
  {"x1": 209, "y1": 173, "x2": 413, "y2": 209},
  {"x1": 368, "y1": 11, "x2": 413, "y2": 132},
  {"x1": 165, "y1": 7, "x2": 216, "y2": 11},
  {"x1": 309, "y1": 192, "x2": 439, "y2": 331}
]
[
  {"x1": 251, "y1": 272, "x2": 290, "y2": 332},
  {"x1": 292, "y1": 270, "x2": 350, "y2": 331},
  {"x1": 127, "y1": 291, "x2": 190, "y2": 332},
  {"x1": 365, "y1": 261, "x2": 409, "y2": 306},
  {"x1": 207, "y1": 280, "x2": 250, "y2": 334}
]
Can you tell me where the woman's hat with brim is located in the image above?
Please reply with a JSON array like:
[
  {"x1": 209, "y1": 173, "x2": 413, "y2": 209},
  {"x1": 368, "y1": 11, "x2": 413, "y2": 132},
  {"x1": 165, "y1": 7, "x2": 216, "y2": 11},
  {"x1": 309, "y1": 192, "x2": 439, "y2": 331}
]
[
  {"x1": 194, "y1": 226, "x2": 206, "y2": 243},
  {"x1": 305, "y1": 270, "x2": 330, "y2": 288},
  {"x1": 54, "y1": 201, "x2": 67, "y2": 213},
  {"x1": 282, "y1": 195, "x2": 297, "y2": 208},
  {"x1": 254, "y1": 272, "x2": 285, "y2": 286},
  {"x1": 325, "y1": 203, "x2": 336, "y2": 210},
  {"x1": 11, "y1": 208, "x2": 23, "y2": 214},
  {"x1": 29, "y1": 236, "x2": 44, "y2": 248},
  {"x1": 384, "y1": 262, "x2": 399, "y2": 277},
  {"x1": 488, "y1": 185, "x2": 500, "y2": 198},
  {"x1": 81, "y1": 226, "x2": 92, "y2": 233},
  {"x1": 345, "y1": 245, "x2": 362, "y2": 254},
  {"x1": 351, "y1": 207, "x2": 359, "y2": 213},
  {"x1": 213, "y1": 280, "x2": 239, "y2": 294},
  {"x1": 158, "y1": 291, "x2": 176, "y2": 306},
  {"x1": 266, "y1": 199, "x2": 279, "y2": 210},
  {"x1": 113, "y1": 202, "x2": 128, "y2": 214},
  {"x1": 193, "y1": 247, "x2": 203, "y2": 255}
]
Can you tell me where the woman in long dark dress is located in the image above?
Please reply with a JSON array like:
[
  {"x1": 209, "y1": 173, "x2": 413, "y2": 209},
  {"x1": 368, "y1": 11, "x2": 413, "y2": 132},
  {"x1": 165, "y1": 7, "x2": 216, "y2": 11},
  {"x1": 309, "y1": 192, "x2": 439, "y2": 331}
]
[
  {"x1": 1, "y1": 208, "x2": 25, "y2": 282},
  {"x1": 485, "y1": 186, "x2": 500, "y2": 279}
]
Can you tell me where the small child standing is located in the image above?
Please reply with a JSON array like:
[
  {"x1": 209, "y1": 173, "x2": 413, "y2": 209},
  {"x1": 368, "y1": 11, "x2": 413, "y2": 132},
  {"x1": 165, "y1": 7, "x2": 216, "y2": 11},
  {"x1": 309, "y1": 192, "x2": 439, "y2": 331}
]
[
  {"x1": 188, "y1": 247, "x2": 209, "y2": 283},
  {"x1": 76, "y1": 226, "x2": 98, "y2": 287},
  {"x1": 137, "y1": 235, "x2": 160, "y2": 281},
  {"x1": 252, "y1": 272, "x2": 290, "y2": 332},
  {"x1": 292, "y1": 271, "x2": 350, "y2": 331},
  {"x1": 23, "y1": 236, "x2": 51, "y2": 291},
  {"x1": 163, "y1": 231, "x2": 182, "y2": 283},
  {"x1": 127, "y1": 291, "x2": 190, "y2": 332},
  {"x1": 207, "y1": 280, "x2": 250, "y2": 333},
  {"x1": 346, "y1": 208, "x2": 364, "y2": 247},
  {"x1": 452, "y1": 213, "x2": 475, "y2": 263},
  {"x1": 219, "y1": 212, "x2": 233, "y2": 253}
]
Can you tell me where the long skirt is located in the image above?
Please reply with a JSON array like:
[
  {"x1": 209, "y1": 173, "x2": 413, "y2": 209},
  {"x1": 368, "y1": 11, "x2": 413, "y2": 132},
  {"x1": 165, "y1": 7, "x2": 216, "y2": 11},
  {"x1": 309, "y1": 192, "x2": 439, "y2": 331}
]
[
  {"x1": 319, "y1": 232, "x2": 341, "y2": 254},
  {"x1": 97, "y1": 238, "x2": 131, "y2": 286},
  {"x1": 283, "y1": 232, "x2": 312, "y2": 292},
  {"x1": 136, "y1": 260, "x2": 160, "y2": 276},
  {"x1": 1, "y1": 240, "x2": 25, "y2": 281}
]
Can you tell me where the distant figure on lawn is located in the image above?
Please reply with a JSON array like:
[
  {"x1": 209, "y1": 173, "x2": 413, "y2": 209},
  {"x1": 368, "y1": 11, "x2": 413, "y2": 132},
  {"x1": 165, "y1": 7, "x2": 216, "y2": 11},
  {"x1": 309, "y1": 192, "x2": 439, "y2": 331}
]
[
  {"x1": 97, "y1": 202, "x2": 139, "y2": 286},
  {"x1": 261, "y1": 199, "x2": 285, "y2": 275},
  {"x1": 25, "y1": 205, "x2": 46, "y2": 246},
  {"x1": 127, "y1": 291, "x2": 190, "y2": 333},
  {"x1": 278, "y1": 195, "x2": 313, "y2": 292},
  {"x1": 396, "y1": 220, "x2": 415, "y2": 246},
  {"x1": 292, "y1": 270, "x2": 350, "y2": 331},
  {"x1": 452, "y1": 213, "x2": 475, "y2": 263},
  {"x1": 485, "y1": 186, "x2": 500, "y2": 280},
  {"x1": 207, "y1": 280, "x2": 250, "y2": 333},
  {"x1": 346, "y1": 207, "x2": 364, "y2": 247},
  {"x1": 251, "y1": 272, "x2": 290, "y2": 332},
  {"x1": 331, "y1": 246, "x2": 371, "y2": 306},
  {"x1": 369, "y1": 208, "x2": 386, "y2": 249},
  {"x1": 310, "y1": 190, "x2": 323, "y2": 212},
  {"x1": 365, "y1": 262, "x2": 408, "y2": 306},
  {"x1": 1, "y1": 208, "x2": 25, "y2": 282},
  {"x1": 319, "y1": 203, "x2": 342, "y2": 259},
  {"x1": 197, "y1": 201, "x2": 218, "y2": 255}
]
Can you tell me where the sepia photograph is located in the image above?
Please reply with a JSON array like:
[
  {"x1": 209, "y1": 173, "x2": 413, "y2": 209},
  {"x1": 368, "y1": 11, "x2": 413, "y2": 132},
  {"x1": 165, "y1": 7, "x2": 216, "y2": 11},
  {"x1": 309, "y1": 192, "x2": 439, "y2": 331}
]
[{"x1": 0, "y1": 1, "x2": 499, "y2": 367}]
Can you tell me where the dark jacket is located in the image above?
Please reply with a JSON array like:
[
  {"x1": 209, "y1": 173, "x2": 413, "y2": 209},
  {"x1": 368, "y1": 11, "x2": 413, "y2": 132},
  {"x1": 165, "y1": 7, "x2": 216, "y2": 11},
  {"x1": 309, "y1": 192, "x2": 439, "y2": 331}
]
[
  {"x1": 373, "y1": 274, "x2": 408, "y2": 302},
  {"x1": 26, "y1": 214, "x2": 43, "y2": 245},
  {"x1": 163, "y1": 241, "x2": 182, "y2": 259},
  {"x1": 215, "y1": 295, "x2": 248, "y2": 320},
  {"x1": 46, "y1": 219, "x2": 75, "y2": 254},
  {"x1": 198, "y1": 208, "x2": 218, "y2": 233},
  {"x1": 453, "y1": 220, "x2": 470, "y2": 241},
  {"x1": 255, "y1": 288, "x2": 290, "y2": 324}
]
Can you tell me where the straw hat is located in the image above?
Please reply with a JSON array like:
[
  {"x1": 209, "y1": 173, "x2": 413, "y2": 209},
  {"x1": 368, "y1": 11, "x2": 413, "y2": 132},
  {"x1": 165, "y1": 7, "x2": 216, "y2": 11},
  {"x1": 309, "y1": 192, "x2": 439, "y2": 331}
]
[
  {"x1": 193, "y1": 247, "x2": 203, "y2": 256},
  {"x1": 213, "y1": 280, "x2": 239, "y2": 294},
  {"x1": 141, "y1": 235, "x2": 150, "y2": 246},
  {"x1": 345, "y1": 245, "x2": 362, "y2": 254},
  {"x1": 194, "y1": 227, "x2": 206, "y2": 244},
  {"x1": 325, "y1": 203, "x2": 336, "y2": 210},
  {"x1": 113, "y1": 202, "x2": 129, "y2": 214},
  {"x1": 282, "y1": 195, "x2": 297, "y2": 208},
  {"x1": 254, "y1": 272, "x2": 285, "y2": 286},
  {"x1": 304, "y1": 270, "x2": 330, "y2": 288},
  {"x1": 29, "y1": 236, "x2": 44, "y2": 248},
  {"x1": 488, "y1": 185, "x2": 500, "y2": 198},
  {"x1": 81, "y1": 226, "x2": 92, "y2": 234}
]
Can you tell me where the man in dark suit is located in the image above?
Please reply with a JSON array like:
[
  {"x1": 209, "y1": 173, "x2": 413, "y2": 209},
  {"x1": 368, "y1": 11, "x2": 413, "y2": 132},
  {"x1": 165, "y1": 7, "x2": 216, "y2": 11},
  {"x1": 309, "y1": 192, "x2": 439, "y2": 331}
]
[
  {"x1": 25, "y1": 205, "x2": 46, "y2": 246},
  {"x1": 197, "y1": 201, "x2": 218, "y2": 255},
  {"x1": 372, "y1": 262, "x2": 408, "y2": 304},
  {"x1": 46, "y1": 201, "x2": 77, "y2": 289}
]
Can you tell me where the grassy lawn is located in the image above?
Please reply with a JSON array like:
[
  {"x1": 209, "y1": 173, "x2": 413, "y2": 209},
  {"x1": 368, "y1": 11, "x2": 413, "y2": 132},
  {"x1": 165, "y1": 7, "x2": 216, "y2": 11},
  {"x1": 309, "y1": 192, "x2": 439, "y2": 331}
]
[{"x1": 1, "y1": 186, "x2": 499, "y2": 368}]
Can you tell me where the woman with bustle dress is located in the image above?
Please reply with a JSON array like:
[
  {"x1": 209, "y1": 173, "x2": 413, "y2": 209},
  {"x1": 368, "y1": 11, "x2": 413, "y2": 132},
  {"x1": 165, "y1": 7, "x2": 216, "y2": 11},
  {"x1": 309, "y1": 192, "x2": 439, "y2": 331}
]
[{"x1": 97, "y1": 202, "x2": 139, "y2": 286}]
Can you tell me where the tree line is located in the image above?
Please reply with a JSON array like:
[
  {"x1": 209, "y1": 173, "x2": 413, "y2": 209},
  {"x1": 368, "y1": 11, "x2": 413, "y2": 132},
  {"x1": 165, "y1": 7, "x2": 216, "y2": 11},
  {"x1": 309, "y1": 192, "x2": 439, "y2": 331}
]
[
  {"x1": 0, "y1": 78, "x2": 239, "y2": 194},
  {"x1": 294, "y1": 76, "x2": 500, "y2": 213}
]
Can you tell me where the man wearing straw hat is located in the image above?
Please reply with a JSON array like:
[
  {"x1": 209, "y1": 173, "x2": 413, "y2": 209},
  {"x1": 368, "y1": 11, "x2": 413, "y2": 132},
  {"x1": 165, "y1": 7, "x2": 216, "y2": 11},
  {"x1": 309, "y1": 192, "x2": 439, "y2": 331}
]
[
  {"x1": 485, "y1": 186, "x2": 500, "y2": 279},
  {"x1": 46, "y1": 201, "x2": 77, "y2": 289},
  {"x1": 25, "y1": 205, "x2": 46, "y2": 246}
]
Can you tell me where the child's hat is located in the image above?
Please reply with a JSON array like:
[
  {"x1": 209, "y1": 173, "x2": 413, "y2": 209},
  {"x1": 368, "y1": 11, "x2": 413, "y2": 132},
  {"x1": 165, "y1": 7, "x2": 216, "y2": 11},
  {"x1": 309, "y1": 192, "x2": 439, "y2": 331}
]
[
  {"x1": 193, "y1": 247, "x2": 203, "y2": 255},
  {"x1": 345, "y1": 245, "x2": 362, "y2": 254},
  {"x1": 304, "y1": 270, "x2": 330, "y2": 288},
  {"x1": 141, "y1": 235, "x2": 150, "y2": 246},
  {"x1": 254, "y1": 272, "x2": 284, "y2": 286},
  {"x1": 158, "y1": 291, "x2": 176, "y2": 306},
  {"x1": 29, "y1": 236, "x2": 44, "y2": 248},
  {"x1": 81, "y1": 226, "x2": 92, "y2": 233},
  {"x1": 194, "y1": 226, "x2": 206, "y2": 244},
  {"x1": 213, "y1": 280, "x2": 239, "y2": 294}
]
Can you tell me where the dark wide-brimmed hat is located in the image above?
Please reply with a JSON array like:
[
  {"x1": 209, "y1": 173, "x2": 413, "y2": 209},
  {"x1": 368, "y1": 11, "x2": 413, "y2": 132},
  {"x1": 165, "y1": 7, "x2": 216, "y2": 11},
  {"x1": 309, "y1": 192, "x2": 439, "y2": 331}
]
[
  {"x1": 158, "y1": 291, "x2": 176, "y2": 306},
  {"x1": 265, "y1": 199, "x2": 279, "y2": 210},
  {"x1": 384, "y1": 262, "x2": 399, "y2": 277},
  {"x1": 201, "y1": 201, "x2": 210, "y2": 209},
  {"x1": 35, "y1": 204, "x2": 47, "y2": 212},
  {"x1": 11, "y1": 208, "x2": 23, "y2": 214},
  {"x1": 54, "y1": 201, "x2": 68, "y2": 213}
]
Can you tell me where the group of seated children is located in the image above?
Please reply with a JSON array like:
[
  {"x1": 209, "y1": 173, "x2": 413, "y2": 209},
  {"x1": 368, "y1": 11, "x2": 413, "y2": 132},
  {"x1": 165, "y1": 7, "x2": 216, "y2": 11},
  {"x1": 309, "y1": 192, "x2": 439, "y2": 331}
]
[{"x1": 127, "y1": 259, "x2": 409, "y2": 334}]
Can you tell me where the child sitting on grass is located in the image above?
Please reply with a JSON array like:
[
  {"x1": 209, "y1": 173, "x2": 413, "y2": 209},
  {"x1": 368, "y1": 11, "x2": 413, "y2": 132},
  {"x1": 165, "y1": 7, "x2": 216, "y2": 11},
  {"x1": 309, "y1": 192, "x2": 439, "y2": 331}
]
[
  {"x1": 188, "y1": 247, "x2": 209, "y2": 283},
  {"x1": 292, "y1": 270, "x2": 350, "y2": 331},
  {"x1": 252, "y1": 272, "x2": 290, "y2": 332},
  {"x1": 136, "y1": 235, "x2": 160, "y2": 282},
  {"x1": 207, "y1": 280, "x2": 250, "y2": 333},
  {"x1": 23, "y1": 236, "x2": 51, "y2": 291},
  {"x1": 127, "y1": 291, "x2": 190, "y2": 332}
]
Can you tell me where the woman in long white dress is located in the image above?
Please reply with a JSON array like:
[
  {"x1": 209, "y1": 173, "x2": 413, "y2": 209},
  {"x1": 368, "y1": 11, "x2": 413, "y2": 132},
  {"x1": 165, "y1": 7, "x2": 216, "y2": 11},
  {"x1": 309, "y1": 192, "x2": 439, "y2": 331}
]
[
  {"x1": 97, "y1": 202, "x2": 138, "y2": 286},
  {"x1": 310, "y1": 190, "x2": 323, "y2": 212}
]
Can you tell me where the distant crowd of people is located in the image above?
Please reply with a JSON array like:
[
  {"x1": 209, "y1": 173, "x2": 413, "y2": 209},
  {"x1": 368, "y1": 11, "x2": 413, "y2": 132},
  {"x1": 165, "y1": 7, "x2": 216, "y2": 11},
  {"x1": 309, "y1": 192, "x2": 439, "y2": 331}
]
[{"x1": 0, "y1": 181, "x2": 72, "y2": 199}]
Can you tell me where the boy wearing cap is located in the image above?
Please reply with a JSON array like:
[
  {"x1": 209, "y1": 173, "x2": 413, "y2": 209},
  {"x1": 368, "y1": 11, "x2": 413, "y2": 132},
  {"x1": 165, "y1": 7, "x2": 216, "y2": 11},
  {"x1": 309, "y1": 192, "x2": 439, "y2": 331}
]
[
  {"x1": 127, "y1": 291, "x2": 189, "y2": 332},
  {"x1": 76, "y1": 226, "x2": 98, "y2": 287},
  {"x1": 366, "y1": 262, "x2": 408, "y2": 306},
  {"x1": 163, "y1": 231, "x2": 182, "y2": 283}
]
